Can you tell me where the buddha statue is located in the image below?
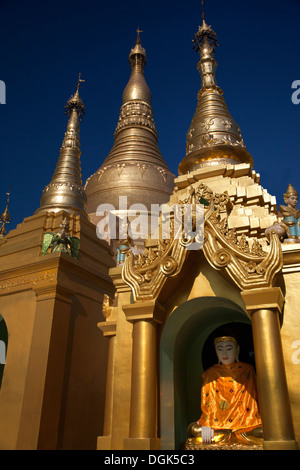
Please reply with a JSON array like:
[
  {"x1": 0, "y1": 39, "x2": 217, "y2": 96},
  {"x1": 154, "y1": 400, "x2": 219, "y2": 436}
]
[
  {"x1": 278, "y1": 184, "x2": 300, "y2": 242},
  {"x1": 186, "y1": 335, "x2": 263, "y2": 447}
]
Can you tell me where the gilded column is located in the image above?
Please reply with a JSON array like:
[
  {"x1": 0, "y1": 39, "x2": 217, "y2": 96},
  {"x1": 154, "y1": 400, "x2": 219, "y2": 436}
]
[
  {"x1": 241, "y1": 287, "x2": 299, "y2": 450},
  {"x1": 96, "y1": 321, "x2": 117, "y2": 448},
  {"x1": 122, "y1": 301, "x2": 165, "y2": 450}
]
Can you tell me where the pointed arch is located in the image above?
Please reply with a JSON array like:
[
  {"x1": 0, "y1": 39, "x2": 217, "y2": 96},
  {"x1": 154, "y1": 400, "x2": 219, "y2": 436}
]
[{"x1": 160, "y1": 296, "x2": 251, "y2": 450}]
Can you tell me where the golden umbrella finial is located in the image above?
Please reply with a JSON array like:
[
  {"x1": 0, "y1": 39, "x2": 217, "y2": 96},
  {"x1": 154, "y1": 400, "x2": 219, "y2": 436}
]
[{"x1": 65, "y1": 73, "x2": 86, "y2": 119}]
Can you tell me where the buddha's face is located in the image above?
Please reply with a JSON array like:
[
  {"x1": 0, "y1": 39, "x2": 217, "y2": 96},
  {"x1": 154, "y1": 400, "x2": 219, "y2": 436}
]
[
  {"x1": 287, "y1": 195, "x2": 298, "y2": 208},
  {"x1": 215, "y1": 341, "x2": 238, "y2": 365}
]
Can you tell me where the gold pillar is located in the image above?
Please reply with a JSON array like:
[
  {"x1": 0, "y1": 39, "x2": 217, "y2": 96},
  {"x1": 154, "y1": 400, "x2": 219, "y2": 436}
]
[
  {"x1": 96, "y1": 321, "x2": 117, "y2": 449},
  {"x1": 123, "y1": 301, "x2": 165, "y2": 450},
  {"x1": 130, "y1": 320, "x2": 157, "y2": 438},
  {"x1": 242, "y1": 287, "x2": 299, "y2": 450}
]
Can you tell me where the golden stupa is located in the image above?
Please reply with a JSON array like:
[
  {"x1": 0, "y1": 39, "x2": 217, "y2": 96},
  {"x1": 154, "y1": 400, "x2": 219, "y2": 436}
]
[
  {"x1": 85, "y1": 31, "x2": 174, "y2": 224},
  {"x1": 35, "y1": 75, "x2": 88, "y2": 218},
  {"x1": 0, "y1": 11, "x2": 300, "y2": 454}
]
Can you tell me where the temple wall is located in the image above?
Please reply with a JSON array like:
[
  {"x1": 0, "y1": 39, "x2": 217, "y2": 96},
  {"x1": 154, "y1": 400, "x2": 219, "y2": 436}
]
[{"x1": 0, "y1": 211, "x2": 115, "y2": 450}]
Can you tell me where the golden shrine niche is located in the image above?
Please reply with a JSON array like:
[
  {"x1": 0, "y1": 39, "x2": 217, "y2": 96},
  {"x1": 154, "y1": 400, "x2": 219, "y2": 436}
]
[{"x1": 98, "y1": 180, "x2": 298, "y2": 451}]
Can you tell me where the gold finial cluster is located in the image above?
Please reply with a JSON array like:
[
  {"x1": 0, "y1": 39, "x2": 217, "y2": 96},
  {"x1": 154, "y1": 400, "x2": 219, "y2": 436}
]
[{"x1": 0, "y1": 185, "x2": 11, "y2": 238}]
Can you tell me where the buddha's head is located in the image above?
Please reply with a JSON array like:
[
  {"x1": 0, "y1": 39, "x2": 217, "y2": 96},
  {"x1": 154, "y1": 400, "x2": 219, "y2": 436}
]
[{"x1": 214, "y1": 336, "x2": 240, "y2": 365}]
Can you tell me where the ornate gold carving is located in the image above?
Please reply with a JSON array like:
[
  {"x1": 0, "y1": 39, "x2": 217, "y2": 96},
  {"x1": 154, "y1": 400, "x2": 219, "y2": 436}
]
[
  {"x1": 0, "y1": 270, "x2": 56, "y2": 294},
  {"x1": 122, "y1": 232, "x2": 187, "y2": 302},
  {"x1": 212, "y1": 248, "x2": 231, "y2": 268},
  {"x1": 160, "y1": 256, "x2": 178, "y2": 276},
  {"x1": 203, "y1": 217, "x2": 282, "y2": 290},
  {"x1": 115, "y1": 101, "x2": 157, "y2": 137},
  {"x1": 122, "y1": 182, "x2": 283, "y2": 301},
  {"x1": 102, "y1": 294, "x2": 113, "y2": 319}
]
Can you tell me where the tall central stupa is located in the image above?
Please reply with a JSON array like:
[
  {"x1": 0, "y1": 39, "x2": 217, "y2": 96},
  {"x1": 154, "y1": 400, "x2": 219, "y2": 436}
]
[{"x1": 85, "y1": 31, "x2": 174, "y2": 225}]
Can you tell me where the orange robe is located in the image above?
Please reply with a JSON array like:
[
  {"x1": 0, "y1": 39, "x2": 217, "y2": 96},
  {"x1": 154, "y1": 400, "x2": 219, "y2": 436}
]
[{"x1": 197, "y1": 361, "x2": 262, "y2": 433}]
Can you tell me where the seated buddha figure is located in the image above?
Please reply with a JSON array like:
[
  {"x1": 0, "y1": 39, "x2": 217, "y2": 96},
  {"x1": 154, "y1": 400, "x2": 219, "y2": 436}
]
[
  {"x1": 279, "y1": 184, "x2": 300, "y2": 242},
  {"x1": 187, "y1": 335, "x2": 263, "y2": 446}
]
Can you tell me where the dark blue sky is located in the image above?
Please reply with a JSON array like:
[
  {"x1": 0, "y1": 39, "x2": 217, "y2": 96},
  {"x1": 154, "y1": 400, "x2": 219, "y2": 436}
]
[{"x1": 1, "y1": 0, "x2": 300, "y2": 231}]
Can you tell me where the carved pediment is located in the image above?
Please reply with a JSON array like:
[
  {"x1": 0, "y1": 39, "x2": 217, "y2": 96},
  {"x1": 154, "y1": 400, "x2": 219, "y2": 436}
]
[{"x1": 122, "y1": 183, "x2": 283, "y2": 301}]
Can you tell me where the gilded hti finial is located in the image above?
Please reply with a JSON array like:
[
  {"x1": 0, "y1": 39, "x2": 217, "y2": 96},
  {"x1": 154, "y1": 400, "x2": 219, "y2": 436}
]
[
  {"x1": 0, "y1": 185, "x2": 11, "y2": 238},
  {"x1": 65, "y1": 73, "x2": 86, "y2": 120},
  {"x1": 193, "y1": 9, "x2": 219, "y2": 90},
  {"x1": 128, "y1": 27, "x2": 147, "y2": 70}
]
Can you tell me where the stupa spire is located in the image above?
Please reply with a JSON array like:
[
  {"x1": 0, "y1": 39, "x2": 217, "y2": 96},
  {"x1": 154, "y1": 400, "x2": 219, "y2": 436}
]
[
  {"x1": 93, "y1": 29, "x2": 168, "y2": 165},
  {"x1": 121, "y1": 27, "x2": 151, "y2": 106},
  {"x1": 178, "y1": 15, "x2": 253, "y2": 175},
  {"x1": 0, "y1": 186, "x2": 11, "y2": 238},
  {"x1": 36, "y1": 75, "x2": 88, "y2": 218}
]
